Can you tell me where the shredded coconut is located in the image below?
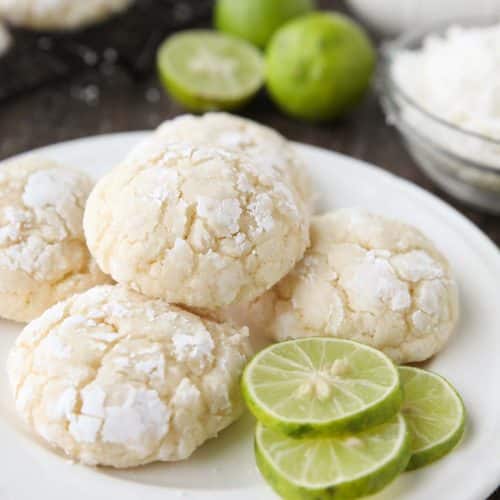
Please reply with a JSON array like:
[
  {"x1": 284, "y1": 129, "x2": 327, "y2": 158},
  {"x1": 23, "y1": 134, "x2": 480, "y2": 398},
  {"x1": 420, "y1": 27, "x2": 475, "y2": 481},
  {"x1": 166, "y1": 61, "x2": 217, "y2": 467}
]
[{"x1": 392, "y1": 24, "x2": 500, "y2": 169}]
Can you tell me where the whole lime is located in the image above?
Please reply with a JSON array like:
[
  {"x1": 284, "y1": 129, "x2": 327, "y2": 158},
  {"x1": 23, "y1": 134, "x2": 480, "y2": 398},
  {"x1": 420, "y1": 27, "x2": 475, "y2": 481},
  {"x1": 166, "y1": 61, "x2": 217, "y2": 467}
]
[
  {"x1": 214, "y1": 0, "x2": 316, "y2": 49},
  {"x1": 265, "y1": 12, "x2": 376, "y2": 121}
]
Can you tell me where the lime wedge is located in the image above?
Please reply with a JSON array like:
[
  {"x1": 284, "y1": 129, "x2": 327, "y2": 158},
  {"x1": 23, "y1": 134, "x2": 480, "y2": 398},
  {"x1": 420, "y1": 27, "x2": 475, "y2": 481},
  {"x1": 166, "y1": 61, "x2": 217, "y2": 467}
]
[
  {"x1": 157, "y1": 30, "x2": 264, "y2": 112},
  {"x1": 242, "y1": 338, "x2": 402, "y2": 437},
  {"x1": 255, "y1": 414, "x2": 411, "y2": 500},
  {"x1": 400, "y1": 366, "x2": 466, "y2": 470}
]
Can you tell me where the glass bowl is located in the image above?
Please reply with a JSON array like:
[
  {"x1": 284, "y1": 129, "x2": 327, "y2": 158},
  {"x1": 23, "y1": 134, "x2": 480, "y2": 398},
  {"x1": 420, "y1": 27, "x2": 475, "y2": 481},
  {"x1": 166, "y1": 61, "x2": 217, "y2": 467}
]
[{"x1": 377, "y1": 20, "x2": 500, "y2": 214}]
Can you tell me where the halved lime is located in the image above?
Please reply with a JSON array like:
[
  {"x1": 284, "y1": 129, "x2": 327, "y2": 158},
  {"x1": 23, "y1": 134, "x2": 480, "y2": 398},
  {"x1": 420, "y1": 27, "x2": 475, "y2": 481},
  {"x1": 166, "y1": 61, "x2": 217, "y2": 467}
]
[
  {"x1": 242, "y1": 338, "x2": 402, "y2": 437},
  {"x1": 255, "y1": 414, "x2": 411, "y2": 500},
  {"x1": 157, "y1": 30, "x2": 264, "y2": 112},
  {"x1": 400, "y1": 366, "x2": 466, "y2": 470}
]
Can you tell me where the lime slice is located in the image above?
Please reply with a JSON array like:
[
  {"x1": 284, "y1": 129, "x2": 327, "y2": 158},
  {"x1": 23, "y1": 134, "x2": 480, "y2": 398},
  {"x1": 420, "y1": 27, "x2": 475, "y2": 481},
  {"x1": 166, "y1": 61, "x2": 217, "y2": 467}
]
[
  {"x1": 400, "y1": 366, "x2": 466, "y2": 470},
  {"x1": 157, "y1": 30, "x2": 264, "y2": 112},
  {"x1": 242, "y1": 338, "x2": 402, "y2": 437},
  {"x1": 255, "y1": 414, "x2": 411, "y2": 500}
]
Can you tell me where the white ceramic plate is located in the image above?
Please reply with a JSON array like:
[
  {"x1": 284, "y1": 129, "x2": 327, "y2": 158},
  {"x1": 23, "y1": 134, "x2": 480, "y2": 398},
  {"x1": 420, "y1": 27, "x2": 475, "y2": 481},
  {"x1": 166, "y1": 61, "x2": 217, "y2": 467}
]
[{"x1": 0, "y1": 133, "x2": 499, "y2": 500}]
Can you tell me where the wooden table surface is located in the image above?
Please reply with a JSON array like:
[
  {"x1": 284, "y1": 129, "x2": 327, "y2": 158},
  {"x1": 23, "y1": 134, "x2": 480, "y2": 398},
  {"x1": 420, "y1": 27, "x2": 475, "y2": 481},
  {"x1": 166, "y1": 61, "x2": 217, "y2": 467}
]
[
  {"x1": 0, "y1": 35, "x2": 498, "y2": 246},
  {"x1": 0, "y1": 1, "x2": 498, "y2": 498}
]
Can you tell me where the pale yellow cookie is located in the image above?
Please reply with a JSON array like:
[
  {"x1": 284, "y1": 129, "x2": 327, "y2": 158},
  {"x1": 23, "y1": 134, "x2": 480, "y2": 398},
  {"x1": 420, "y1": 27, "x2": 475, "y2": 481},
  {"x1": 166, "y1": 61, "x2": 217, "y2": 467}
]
[
  {"x1": 227, "y1": 209, "x2": 459, "y2": 364},
  {"x1": 84, "y1": 142, "x2": 310, "y2": 309},
  {"x1": 7, "y1": 284, "x2": 251, "y2": 467},
  {"x1": 127, "y1": 113, "x2": 314, "y2": 211},
  {"x1": 0, "y1": 156, "x2": 110, "y2": 322}
]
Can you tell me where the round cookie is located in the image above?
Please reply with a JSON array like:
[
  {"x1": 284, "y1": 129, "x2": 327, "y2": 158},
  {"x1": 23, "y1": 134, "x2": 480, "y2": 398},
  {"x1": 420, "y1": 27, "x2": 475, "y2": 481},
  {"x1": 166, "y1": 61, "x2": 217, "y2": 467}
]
[
  {"x1": 0, "y1": 155, "x2": 110, "y2": 322},
  {"x1": 230, "y1": 209, "x2": 459, "y2": 364},
  {"x1": 0, "y1": 0, "x2": 133, "y2": 31},
  {"x1": 126, "y1": 113, "x2": 314, "y2": 211},
  {"x1": 84, "y1": 142, "x2": 310, "y2": 309},
  {"x1": 7, "y1": 284, "x2": 251, "y2": 467}
]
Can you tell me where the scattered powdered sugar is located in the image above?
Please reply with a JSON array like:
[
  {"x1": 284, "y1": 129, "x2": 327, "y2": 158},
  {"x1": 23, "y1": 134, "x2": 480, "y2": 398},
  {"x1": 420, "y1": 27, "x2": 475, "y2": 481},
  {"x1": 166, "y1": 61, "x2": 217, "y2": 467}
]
[
  {"x1": 172, "y1": 326, "x2": 215, "y2": 366},
  {"x1": 416, "y1": 280, "x2": 447, "y2": 317},
  {"x1": 391, "y1": 250, "x2": 444, "y2": 282},
  {"x1": 101, "y1": 387, "x2": 170, "y2": 452},
  {"x1": 0, "y1": 207, "x2": 31, "y2": 245},
  {"x1": 69, "y1": 414, "x2": 102, "y2": 443},
  {"x1": 217, "y1": 131, "x2": 251, "y2": 149},
  {"x1": 102, "y1": 301, "x2": 132, "y2": 318},
  {"x1": 412, "y1": 310, "x2": 432, "y2": 332},
  {"x1": 42, "y1": 334, "x2": 72, "y2": 359},
  {"x1": 135, "y1": 351, "x2": 165, "y2": 380},
  {"x1": 341, "y1": 250, "x2": 411, "y2": 312},
  {"x1": 80, "y1": 385, "x2": 106, "y2": 418},
  {"x1": 248, "y1": 193, "x2": 275, "y2": 234},
  {"x1": 50, "y1": 387, "x2": 77, "y2": 420},
  {"x1": 196, "y1": 197, "x2": 242, "y2": 236},
  {"x1": 24, "y1": 168, "x2": 80, "y2": 208},
  {"x1": 171, "y1": 378, "x2": 201, "y2": 408}
]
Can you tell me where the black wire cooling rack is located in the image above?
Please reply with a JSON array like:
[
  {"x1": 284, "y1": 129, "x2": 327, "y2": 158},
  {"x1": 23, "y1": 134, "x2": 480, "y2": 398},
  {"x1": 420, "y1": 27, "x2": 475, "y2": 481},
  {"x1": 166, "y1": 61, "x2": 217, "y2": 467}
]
[{"x1": 0, "y1": 0, "x2": 214, "y2": 101}]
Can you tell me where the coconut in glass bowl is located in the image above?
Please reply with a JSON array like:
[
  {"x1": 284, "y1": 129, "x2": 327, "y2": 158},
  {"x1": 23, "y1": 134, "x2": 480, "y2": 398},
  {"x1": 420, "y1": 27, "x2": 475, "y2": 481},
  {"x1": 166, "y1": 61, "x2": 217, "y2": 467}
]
[{"x1": 377, "y1": 19, "x2": 500, "y2": 214}]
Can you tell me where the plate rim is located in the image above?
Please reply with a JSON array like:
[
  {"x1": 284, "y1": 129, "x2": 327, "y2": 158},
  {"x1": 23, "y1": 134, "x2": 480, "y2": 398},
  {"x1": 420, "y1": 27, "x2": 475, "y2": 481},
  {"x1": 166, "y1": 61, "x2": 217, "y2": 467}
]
[{"x1": 1, "y1": 131, "x2": 499, "y2": 500}]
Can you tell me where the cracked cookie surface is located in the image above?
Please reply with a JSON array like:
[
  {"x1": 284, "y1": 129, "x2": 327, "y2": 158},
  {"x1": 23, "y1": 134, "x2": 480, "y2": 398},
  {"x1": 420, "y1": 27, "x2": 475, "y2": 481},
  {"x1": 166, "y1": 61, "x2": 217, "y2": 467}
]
[
  {"x1": 7, "y1": 284, "x2": 251, "y2": 467},
  {"x1": 84, "y1": 142, "x2": 310, "y2": 308},
  {"x1": 127, "y1": 113, "x2": 314, "y2": 211},
  {"x1": 228, "y1": 209, "x2": 459, "y2": 363},
  {"x1": 0, "y1": 156, "x2": 110, "y2": 322}
]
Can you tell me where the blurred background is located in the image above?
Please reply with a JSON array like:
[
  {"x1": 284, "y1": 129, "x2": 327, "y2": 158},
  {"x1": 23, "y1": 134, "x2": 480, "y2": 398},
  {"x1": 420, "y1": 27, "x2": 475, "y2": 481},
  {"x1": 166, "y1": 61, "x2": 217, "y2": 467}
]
[{"x1": 0, "y1": 0, "x2": 498, "y2": 250}]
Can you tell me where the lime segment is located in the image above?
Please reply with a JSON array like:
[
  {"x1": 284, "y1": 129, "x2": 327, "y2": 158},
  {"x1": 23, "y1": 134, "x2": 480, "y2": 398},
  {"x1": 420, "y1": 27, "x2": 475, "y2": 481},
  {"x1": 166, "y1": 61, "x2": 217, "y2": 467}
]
[
  {"x1": 157, "y1": 30, "x2": 264, "y2": 112},
  {"x1": 255, "y1": 414, "x2": 411, "y2": 500},
  {"x1": 242, "y1": 338, "x2": 402, "y2": 437},
  {"x1": 400, "y1": 366, "x2": 466, "y2": 470}
]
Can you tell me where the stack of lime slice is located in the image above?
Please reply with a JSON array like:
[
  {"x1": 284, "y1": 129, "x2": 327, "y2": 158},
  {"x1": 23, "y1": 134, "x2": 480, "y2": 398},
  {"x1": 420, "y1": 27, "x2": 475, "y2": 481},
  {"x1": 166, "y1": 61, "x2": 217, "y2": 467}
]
[{"x1": 242, "y1": 338, "x2": 466, "y2": 499}]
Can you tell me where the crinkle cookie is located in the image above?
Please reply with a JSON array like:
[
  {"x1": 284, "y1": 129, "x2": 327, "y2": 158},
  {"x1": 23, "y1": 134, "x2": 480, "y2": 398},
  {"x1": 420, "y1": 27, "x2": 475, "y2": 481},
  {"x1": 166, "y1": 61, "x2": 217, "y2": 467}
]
[
  {"x1": 230, "y1": 209, "x2": 459, "y2": 364},
  {"x1": 84, "y1": 142, "x2": 310, "y2": 309},
  {"x1": 0, "y1": 156, "x2": 110, "y2": 322},
  {"x1": 7, "y1": 285, "x2": 251, "y2": 467},
  {"x1": 0, "y1": 0, "x2": 133, "y2": 30},
  {"x1": 126, "y1": 113, "x2": 314, "y2": 210}
]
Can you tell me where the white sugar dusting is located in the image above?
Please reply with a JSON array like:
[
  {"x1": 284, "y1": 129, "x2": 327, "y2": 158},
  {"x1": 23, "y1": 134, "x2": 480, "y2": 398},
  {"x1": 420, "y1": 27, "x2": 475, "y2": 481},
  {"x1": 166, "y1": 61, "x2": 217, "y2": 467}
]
[
  {"x1": 69, "y1": 415, "x2": 101, "y2": 443},
  {"x1": 43, "y1": 335, "x2": 72, "y2": 359},
  {"x1": 51, "y1": 387, "x2": 77, "y2": 419},
  {"x1": 81, "y1": 385, "x2": 106, "y2": 418},
  {"x1": 248, "y1": 193, "x2": 275, "y2": 234},
  {"x1": 392, "y1": 250, "x2": 444, "y2": 282},
  {"x1": 343, "y1": 251, "x2": 411, "y2": 312},
  {"x1": 172, "y1": 327, "x2": 214, "y2": 365},
  {"x1": 101, "y1": 387, "x2": 169, "y2": 451},
  {"x1": 197, "y1": 197, "x2": 242, "y2": 236}
]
